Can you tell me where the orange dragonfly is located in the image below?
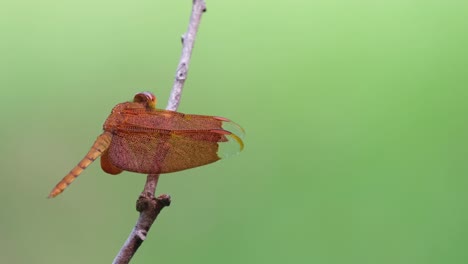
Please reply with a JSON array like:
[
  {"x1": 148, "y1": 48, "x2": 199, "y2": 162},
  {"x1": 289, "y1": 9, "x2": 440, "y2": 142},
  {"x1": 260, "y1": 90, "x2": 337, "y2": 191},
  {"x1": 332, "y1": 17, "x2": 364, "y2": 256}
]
[{"x1": 48, "y1": 92, "x2": 244, "y2": 198}]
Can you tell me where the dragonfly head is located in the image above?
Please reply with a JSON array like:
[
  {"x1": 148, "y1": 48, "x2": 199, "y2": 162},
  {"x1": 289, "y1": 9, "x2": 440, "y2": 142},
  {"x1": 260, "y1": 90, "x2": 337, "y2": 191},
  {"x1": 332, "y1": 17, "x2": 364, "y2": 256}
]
[{"x1": 134, "y1": 91, "x2": 157, "y2": 109}]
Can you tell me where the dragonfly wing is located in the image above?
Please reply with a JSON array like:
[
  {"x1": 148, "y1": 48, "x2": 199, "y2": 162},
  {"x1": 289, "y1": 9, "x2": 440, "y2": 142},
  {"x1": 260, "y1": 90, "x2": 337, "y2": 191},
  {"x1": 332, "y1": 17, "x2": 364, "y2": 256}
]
[
  {"x1": 107, "y1": 128, "x2": 243, "y2": 174},
  {"x1": 119, "y1": 108, "x2": 245, "y2": 137}
]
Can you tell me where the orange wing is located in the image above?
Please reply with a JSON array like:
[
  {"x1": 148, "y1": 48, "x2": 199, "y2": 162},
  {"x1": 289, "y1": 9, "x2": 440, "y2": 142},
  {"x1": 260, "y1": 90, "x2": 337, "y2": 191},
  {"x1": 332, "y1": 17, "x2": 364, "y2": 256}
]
[
  {"x1": 108, "y1": 106, "x2": 242, "y2": 132},
  {"x1": 106, "y1": 111, "x2": 244, "y2": 174}
]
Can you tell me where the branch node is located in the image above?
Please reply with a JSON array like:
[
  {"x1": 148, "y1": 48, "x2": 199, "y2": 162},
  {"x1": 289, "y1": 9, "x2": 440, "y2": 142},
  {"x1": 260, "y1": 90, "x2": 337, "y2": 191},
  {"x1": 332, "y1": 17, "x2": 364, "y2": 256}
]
[
  {"x1": 136, "y1": 195, "x2": 151, "y2": 212},
  {"x1": 176, "y1": 63, "x2": 188, "y2": 80},
  {"x1": 156, "y1": 194, "x2": 172, "y2": 207}
]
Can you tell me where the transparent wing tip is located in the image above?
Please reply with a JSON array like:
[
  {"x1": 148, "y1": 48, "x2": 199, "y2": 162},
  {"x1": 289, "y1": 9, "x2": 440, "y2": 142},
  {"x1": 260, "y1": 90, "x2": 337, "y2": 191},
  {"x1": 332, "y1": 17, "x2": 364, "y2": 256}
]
[
  {"x1": 211, "y1": 117, "x2": 246, "y2": 159},
  {"x1": 215, "y1": 116, "x2": 245, "y2": 137}
]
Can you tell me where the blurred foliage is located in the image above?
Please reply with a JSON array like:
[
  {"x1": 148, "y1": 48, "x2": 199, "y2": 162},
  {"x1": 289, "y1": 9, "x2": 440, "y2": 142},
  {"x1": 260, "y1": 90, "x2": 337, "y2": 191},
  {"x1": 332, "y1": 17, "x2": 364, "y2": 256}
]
[{"x1": 1, "y1": 0, "x2": 468, "y2": 263}]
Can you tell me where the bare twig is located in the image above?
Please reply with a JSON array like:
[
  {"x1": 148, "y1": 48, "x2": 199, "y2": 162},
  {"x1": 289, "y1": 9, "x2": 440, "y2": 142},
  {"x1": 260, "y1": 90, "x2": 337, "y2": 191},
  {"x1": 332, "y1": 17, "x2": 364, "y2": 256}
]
[
  {"x1": 112, "y1": 1, "x2": 207, "y2": 263},
  {"x1": 167, "y1": 0, "x2": 207, "y2": 111}
]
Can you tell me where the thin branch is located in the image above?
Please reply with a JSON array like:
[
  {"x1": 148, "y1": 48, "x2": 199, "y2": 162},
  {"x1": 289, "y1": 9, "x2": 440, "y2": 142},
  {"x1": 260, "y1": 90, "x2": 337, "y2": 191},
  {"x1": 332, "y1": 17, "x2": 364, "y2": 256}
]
[
  {"x1": 112, "y1": 1, "x2": 207, "y2": 263},
  {"x1": 112, "y1": 183, "x2": 170, "y2": 264},
  {"x1": 167, "y1": 0, "x2": 207, "y2": 111}
]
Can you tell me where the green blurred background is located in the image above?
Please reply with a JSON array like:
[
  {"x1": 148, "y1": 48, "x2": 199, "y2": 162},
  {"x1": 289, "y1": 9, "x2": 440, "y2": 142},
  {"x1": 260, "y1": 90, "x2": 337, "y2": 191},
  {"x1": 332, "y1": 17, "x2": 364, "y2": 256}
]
[{"x1": 2, "y1": 0, "x2": 468, "y2": 263}]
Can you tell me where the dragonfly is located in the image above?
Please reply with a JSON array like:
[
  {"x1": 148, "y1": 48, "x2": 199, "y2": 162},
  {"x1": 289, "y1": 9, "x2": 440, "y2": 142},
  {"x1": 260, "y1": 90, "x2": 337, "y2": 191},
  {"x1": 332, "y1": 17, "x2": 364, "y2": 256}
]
[{"x1": 48, "y1": 92, "x2": 244, "y2": 198}]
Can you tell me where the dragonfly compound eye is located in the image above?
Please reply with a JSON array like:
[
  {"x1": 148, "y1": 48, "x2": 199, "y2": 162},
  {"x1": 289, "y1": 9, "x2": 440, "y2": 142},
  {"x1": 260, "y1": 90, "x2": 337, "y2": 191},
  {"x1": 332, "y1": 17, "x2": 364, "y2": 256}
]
[{"x1": 133, "y1": 92, "x2": 157, "y2": 109}]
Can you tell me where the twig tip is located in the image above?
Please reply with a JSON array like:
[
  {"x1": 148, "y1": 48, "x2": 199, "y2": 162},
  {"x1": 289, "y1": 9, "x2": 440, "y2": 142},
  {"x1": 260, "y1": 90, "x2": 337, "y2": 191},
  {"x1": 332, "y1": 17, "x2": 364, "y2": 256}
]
[{"x1": 156, "y1": 194, "x2": 172, "y2": 207}]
